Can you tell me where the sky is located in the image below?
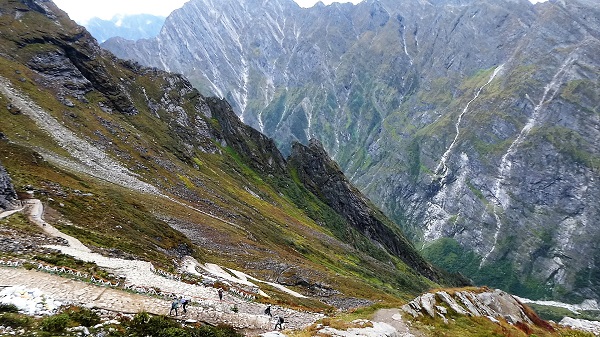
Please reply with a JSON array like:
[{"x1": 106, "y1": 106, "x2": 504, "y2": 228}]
[
  {"x1": 53, "y1": 0, "x2": 363, "y2": 23},
  {"x1": 53, "y1": 0, "x2": 548, "y2": 24}
]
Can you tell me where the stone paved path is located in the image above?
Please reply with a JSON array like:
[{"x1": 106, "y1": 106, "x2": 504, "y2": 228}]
[
  {"x1": 0, "y1": 267, "x2": 313, "y2": 333},
  {"x1": 0, "y1": 200, "x2": 322, "y2": 333}
]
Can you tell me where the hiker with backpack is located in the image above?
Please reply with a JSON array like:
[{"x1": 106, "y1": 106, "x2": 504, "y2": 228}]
[
  {"x1": 169, "y1": 298, "x2": 180, "y2": 316},
  {"x1": 274, "y1": 315, "x2": 284, "y2": 330},
  {"x1": 264, "y1": 304, "x2": 272, "y2": 317},
  {"x1": 180, "y1": 297, "x2": 189, "y2": 314}
]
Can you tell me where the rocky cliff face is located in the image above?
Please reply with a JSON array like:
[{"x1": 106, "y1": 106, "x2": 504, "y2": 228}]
[
  {"x1": 207, "y1": 97, "x2": 288, "y2": 176},
  {"x1": 0, "y1": 160, "x2": 17, "y2": 212},
  {"x1": 288, "y1": 139, "x2": 451, "y2": 283},
  {"x1": 101, "y1": 0, "x2": 600, "y2": 302},
  {"x1": 0, "y1": 0, "x2": 459, "y2": 305}
]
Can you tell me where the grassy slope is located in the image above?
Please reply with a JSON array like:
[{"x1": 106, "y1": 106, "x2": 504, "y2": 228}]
[{"x1": 0, "y1": 0, "x2": 438, "y2": 308}]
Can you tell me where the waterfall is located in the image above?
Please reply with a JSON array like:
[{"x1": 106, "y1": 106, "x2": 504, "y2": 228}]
[
  {"x1": 434, "y1": 64, "x2": 505, "y2": 181},
  {"x1": 480, "y1": 55, "x2": 576, "y2": 266}
]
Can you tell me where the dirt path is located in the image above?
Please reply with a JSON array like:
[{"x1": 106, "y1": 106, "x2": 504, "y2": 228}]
[
  {"x1": 22, "y1": 199, "x2": 90, "y2": 252},
  {"x1": 0, "y1": 208, "x2": 23, "y2": 220},
  {"x1": 372, "y1": 308, "x2": 422, "y2": 337}
]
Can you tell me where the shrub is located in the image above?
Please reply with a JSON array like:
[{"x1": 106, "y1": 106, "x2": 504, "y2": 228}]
[
  {"x1": 23, "y1": 262, "x2": 35, "y2": 270},
  {"x1": 0, "y1": 303, "x2": 19, "y2": 313},
  {"x1": 120, "y1": 313, "x2": 242, "y2": 337},
  {"x1": 127, "y1": 312, "x2": 178, "y2": 337},
  {"x1": 559, "y1": 330, "x2": 596, "y2": 337},
  {"x1": 158, "y1": 326, "x2": 191, "y2": 337},
  {"x1": 195, "y1": 325, "x2": 218, "y2": 337},
  {"x1": 0, "y1": 313, "x2": 32, "y2": 328},
  {"x1": 63, "y1": 306, "x2": 101, "y2": 327},
  {"x1": 39, "y1": 313, "x2": 69, "y2": 332},
  {"x1": 213, "y1": 324, "x2": 243, "y2": 337}
]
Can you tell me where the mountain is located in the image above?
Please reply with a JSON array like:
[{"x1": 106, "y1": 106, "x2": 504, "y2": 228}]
[
  {"x1": 84, "y1": 14, "x2": 165, "y2": 43},
  {"x1": 0, "y1": 0, "x2": 468, "y2": 313},
  {"x1": 101, "y1": 0, "x2": 600, "y2": 303}
]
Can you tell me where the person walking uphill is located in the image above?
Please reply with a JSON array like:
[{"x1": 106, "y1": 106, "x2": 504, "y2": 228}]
[
  {"x1": 274, "y1": 316, "x2": 284, "y2": 330},
  {"x1": 180, "y1": 298, "x2": 189, "y2": 314},
  {"x1": 264, "y1": 304, "x2": 272, "y2": 317},
  {"x1": 169, "y1": 298, "x2": 180, "y2": 316},
  {"x1": 218, "y1": 288, "x2": 223, "y2": 301}
]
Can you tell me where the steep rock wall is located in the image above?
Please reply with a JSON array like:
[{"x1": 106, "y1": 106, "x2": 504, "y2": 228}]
[
  {"x1": 100, "y1": 0, "x2": 600, "y2": 301},
  {"x1": 0, "y1": 160, "x2": 18, "y2": 212}
]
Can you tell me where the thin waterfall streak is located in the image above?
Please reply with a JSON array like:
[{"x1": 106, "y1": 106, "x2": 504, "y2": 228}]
[
  {"x1": 434, "y1": 64, "x2": 505, "y2": 178},
  {"x1": 481, "y1": 55, "x2": 576, "y2": 267}
]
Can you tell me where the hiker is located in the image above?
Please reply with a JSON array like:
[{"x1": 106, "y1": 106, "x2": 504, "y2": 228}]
[
  {"x1": 180, "y1": 297, "x2": 189, "y2": 314},
  {"x1": 274, "y1": 316, "x2": 284, "y2": 330},
  {"x1": 218, "y1": 288, "x2": 223, "y2": 301},
  {"x1": 264, "y1": 304, "x2": 272, "y2": 317},
  {"x1": 169, "y1": 298, "x2": 180, "y2": 316}
]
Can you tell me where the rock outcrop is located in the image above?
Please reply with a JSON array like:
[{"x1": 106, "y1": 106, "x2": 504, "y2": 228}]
[
  {"x1": 402, "y1": 288, "x2": 553, "y2": 331},
  {"x1": 0, "y1": 160, "x2": 18, "y2": 212},
  {"x1": 208, "y1": 97, "x2": 288, "y2": 176},
  {"x1": 288, "y1": 139, "x2": 452, "y2": 284},
  {"x1": 559, "y1": 317, "x2": 600, "y2": 336},
  {"x1": 5, "y1": 0, "x2": 138, "y2": 115}
]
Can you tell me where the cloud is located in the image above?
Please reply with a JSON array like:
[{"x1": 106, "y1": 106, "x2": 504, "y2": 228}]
[
  {"x1": 294, "y1": 0, "x2": 363, "y2": 8},
  {"x1": 53, "y1": 0, "x2": 188, "y2": 24},
  {"x1": 54, "y1": 0, "x2": 549, "y2": 24}
]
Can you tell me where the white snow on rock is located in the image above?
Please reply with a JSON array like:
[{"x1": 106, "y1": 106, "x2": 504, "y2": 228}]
[
  {"x1": 559, "y1": 317, "x2": 600, "y2": 336},
  {"x1": 193, "y1": 260, "x2": 306, "y2": 298},
  {"x1": 516, "y1": 296, "x2": 599, "y2": 315},
  {"x1": 260, "y1": 332, "x2": 287, "y2": 337},
  {"x1": 228, "y1": 268, "x2": 307, "y2": 298},
  {"x1": 0, "y1": 286, "x2": 63, "y2": 316},
  {"x1": 200, "y1": 263, "x2": 257, "y2": 288}
]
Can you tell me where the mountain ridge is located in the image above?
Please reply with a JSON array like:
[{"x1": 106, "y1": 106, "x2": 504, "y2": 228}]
[
  {"x1": 85, "y1": 14, "x2": 166, "y2": 43},
  {"x1": 101, "y1": 0, "x2": 600, "y2": 303}
]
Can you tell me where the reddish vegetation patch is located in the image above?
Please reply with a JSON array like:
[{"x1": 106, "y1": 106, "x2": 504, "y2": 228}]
[
  {"x1": 515, "y1": 321, "x2": 533, "y2": 334},
  {"x1": 519, "y1": 301, "x2": 555, "y2": 332}
]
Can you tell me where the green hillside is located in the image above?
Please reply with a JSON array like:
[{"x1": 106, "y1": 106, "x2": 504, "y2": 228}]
[{"x1": 0, "y1": 0, "x2": 453, "y2": 306}]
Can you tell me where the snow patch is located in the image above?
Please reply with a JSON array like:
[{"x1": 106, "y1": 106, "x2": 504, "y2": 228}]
[
  {"x1": 559, "y1": 317, "x2": 600, "y2": 336},
  {"x1": 0, "y1": 286, "x2": 63, "y2": 316}
]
